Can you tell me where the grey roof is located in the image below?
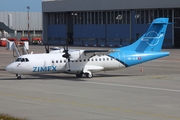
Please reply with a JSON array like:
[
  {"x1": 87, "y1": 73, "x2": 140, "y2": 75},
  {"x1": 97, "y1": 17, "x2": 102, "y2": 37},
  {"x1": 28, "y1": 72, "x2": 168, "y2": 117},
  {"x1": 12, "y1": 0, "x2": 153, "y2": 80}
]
[{"x1": 42, "y1": 0, "x2": 180, "y2": 12}]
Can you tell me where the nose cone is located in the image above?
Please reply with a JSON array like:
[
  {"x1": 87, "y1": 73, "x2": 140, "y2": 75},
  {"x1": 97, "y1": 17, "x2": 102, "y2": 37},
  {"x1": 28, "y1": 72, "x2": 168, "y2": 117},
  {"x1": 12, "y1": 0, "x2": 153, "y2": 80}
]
[{"x1": 6, "y1": 64, "x2": 13, "y2": 73}]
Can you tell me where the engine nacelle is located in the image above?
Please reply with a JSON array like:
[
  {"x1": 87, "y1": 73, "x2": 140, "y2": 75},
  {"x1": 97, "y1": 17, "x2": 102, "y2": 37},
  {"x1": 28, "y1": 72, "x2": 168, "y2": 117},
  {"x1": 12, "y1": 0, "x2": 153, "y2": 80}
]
[{"x1": 69, "y1": 50, "x2": 84, "y2": 60}]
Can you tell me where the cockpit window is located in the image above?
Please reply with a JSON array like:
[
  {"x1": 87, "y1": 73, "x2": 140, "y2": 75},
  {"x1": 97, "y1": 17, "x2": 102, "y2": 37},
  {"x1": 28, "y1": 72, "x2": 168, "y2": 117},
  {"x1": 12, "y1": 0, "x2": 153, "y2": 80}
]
[
  {"x1": 25, "y1": 58, "x2": 29, "y2": 62},
  {"x1": 21, "y1": 58, "x2": 25, "y2": 62},
  {"x1": 15, "y1": 58, "x2": 21, "y2": 62},
  {"x1": 15, "y1": 58, "x2": 29, "y2": 62}
]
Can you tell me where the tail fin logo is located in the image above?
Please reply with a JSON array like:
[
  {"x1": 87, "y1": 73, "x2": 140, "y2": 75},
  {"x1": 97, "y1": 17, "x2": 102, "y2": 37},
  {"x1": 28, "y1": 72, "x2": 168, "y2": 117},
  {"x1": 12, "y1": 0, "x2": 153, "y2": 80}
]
[{"x1": 141, "y1": 31, "x2": 164, "y2": 46}]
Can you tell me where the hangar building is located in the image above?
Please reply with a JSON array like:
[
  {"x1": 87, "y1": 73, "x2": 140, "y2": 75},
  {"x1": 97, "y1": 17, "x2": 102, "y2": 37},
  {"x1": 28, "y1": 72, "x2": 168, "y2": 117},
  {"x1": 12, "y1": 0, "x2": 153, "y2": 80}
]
[{"x1": 42, "y1": 0, "x2": 180, "y2": 48}]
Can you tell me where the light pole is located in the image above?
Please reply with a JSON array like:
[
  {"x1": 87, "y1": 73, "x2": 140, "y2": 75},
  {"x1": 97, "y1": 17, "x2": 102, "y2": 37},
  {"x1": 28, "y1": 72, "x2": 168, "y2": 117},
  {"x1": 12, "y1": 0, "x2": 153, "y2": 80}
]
[{"x1": 27, "y1": 6, "x2": 30, "y2": 43}]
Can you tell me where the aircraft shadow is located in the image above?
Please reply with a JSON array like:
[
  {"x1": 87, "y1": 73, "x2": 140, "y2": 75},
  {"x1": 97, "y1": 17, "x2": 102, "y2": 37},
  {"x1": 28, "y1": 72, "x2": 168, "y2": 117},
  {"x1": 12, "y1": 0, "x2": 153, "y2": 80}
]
[
  {"x1": 95, "y1": 73, "x2": 142, "y2": 77},
  {"x1": 1, "y1": 73, "x2": 142, "y2": 81},
  {"x1": 1, "y1": 74, "x2": 86, "y2": 81},
  {"x1": 30, "y1": 74, "x2": 86, "y2": 81},
  {"x1": 0, "y1": 69, "x2": 6, "y2": 71}
]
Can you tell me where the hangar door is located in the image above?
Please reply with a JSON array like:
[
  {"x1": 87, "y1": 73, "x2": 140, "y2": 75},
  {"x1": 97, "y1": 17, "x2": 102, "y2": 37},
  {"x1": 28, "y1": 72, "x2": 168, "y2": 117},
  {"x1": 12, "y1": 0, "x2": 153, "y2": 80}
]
[
  {"x1": 174, "y1": 28, "x2": 180, "y2": 48},
  {"x1": 174, "y1": 9, "x2": 180, "y2": 48}
]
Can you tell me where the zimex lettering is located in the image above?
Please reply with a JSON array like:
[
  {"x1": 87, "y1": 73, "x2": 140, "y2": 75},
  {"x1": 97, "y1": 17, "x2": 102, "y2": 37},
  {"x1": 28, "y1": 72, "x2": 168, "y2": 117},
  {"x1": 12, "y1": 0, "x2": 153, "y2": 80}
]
[{"x1": 33, "y1": 66, "x2": 57, "y2": 72}]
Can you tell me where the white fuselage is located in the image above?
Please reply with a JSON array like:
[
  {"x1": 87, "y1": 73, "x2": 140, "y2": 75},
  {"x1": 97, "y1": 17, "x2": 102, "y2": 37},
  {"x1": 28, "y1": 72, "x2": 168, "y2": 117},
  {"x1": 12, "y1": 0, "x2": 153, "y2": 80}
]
[
  {"x1": 6, "y1": 53, "x2": 125, "y2": 75},
  {"x1": 5, "y1": 18, "x2": 170, "y2": 79}
]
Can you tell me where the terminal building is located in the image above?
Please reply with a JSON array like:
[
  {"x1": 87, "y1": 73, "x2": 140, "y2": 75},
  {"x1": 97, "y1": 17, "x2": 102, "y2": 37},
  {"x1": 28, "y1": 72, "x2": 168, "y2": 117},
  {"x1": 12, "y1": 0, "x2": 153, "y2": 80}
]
[
  {"x1": 42, "y1": 0, "x2": 180, "y2": 48},
  {"x1": 0, "y1": 12, "x2": 42, "y2": 40}
]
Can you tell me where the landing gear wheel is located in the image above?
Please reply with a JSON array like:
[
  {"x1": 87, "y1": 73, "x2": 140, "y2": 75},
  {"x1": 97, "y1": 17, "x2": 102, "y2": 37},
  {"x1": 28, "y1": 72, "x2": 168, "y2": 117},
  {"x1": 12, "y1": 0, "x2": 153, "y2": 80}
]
[
  {"x1": 86, "y1": 73, "x2": 93, "y2": 78},
  {"x1": 76, "y1": 73, "x2": 83, "y2": 78},
  {"x1": 17, "y1": 76, "x2": 21, "y2": 79},
  {"x1": 16, "y1": 74, "x2": 21, "y2": 79}
]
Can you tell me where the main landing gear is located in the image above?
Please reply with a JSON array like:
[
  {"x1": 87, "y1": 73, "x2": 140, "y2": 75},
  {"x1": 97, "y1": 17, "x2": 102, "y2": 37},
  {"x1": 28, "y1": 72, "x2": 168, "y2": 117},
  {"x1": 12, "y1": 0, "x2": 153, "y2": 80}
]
[
  {"x1": 85, "y1": 73, "x2": 93, "y2": 78},
  {"x1": 76, "y1": 72, "x2": 83, "y2": 78},
  {"x1": 76, "y1": 71, "x2": 93, "y2": 78},
  {"x1": 16, "y1": 74, "x2": 21, "y2": 79}
]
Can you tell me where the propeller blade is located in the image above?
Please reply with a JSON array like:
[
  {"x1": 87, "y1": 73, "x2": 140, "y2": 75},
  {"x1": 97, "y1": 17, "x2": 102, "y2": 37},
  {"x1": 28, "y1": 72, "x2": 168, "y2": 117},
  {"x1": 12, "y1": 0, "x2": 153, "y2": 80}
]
[
  {"x1": 62, "y1": 39, "x2": 70, "y2": 59},
  {"x1": 45, "y1": 45, "x2": 49, "y2": 53}
]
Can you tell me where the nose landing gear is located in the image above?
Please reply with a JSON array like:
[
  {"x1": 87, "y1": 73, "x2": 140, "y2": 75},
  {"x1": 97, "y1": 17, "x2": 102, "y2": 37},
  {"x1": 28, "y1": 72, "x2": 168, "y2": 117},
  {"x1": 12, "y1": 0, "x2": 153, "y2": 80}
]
[{"x1": 16, "y1": 74, "x2": 21, "y2": 79}]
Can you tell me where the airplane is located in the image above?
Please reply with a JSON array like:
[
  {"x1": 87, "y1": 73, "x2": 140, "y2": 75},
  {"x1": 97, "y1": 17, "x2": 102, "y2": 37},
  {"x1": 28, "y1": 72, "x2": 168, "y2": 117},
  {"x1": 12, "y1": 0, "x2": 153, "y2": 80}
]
[{"x1": 6, "y1": 18, "x2": 170, "y2": 79}]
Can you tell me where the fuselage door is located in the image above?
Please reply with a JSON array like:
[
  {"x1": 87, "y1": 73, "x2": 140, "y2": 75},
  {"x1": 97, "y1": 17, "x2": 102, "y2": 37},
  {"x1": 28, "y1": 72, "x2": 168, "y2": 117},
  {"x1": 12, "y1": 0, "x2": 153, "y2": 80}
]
[{"x1": 118, "y1": 51, "x2": 126, "y2": 67}]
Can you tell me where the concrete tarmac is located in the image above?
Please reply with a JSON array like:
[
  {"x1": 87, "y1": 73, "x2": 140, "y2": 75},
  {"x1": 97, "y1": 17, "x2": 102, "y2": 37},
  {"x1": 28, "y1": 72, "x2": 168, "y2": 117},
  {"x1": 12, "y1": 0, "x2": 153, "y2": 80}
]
[{"x1": 0, "y1": 45, "x2": 180, "y2": 120}]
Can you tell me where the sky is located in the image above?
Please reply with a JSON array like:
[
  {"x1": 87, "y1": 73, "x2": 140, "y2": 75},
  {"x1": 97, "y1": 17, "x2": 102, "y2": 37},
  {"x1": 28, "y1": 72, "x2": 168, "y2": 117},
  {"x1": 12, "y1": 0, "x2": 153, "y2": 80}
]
[{"x1": 0, "y1": 0, "x2": 42, "y2": 12}]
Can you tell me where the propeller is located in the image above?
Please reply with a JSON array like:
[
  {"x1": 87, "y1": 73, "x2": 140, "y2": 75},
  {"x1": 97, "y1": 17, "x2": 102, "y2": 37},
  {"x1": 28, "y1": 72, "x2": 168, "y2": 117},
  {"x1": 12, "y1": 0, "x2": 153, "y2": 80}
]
[
  {"x1": 62, "y1": 39, "x2": 71, "y2": 71},
  {"x1": 62, "y1": 46, "x2": 70, "y2": 60},
  {"x1": 45, "y1": 44, "x2": 49, "y2": 53}
]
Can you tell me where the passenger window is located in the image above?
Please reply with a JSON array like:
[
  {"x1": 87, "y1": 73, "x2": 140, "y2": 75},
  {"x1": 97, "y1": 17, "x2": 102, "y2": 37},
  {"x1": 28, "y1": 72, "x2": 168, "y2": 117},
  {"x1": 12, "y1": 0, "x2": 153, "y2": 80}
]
[
  {"x1": 64, "y1": 60, "x2": 66, "y2": 63},
  {"x1": 84, "y1": 59, "x2": 86, "y2": 62},
  {"x1": 95, "y1": 58, "x2": 97, "y2": 61},
  {"x1": 56, "y1": 60, "x2": 58, "y2": 63},
  {"x1": 91, "y1": 59, "x2": 94, "y2": 61},
  {"x1": 60, "y1": 60, "x2": 62, "y2": 63},
  {"x1": 52, "y1": 60, "x2": 54, "y2": 63},
  {"x1": 79, "y1": 60, "x2": 82, "y2": 62},
  {"x1": 99, "y1": 58, "x2": 101, "y2": 61},
  {"x1": 107, "y1": 58, "x2": 109, "y2": 61},
  {"x1": 103, "y1": 58, "x2": 105, "y2": 61}
]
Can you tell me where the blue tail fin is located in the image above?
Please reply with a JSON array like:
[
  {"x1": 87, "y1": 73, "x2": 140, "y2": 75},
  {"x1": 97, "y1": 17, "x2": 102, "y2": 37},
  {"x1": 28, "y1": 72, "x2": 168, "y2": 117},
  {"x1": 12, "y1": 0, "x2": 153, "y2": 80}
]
[
  {"x1": 108, "y1": 18, "x2": 169, "y2": 67},
  {"x1": 120, "y1": 18, "x2": 168, "y2": 52}
]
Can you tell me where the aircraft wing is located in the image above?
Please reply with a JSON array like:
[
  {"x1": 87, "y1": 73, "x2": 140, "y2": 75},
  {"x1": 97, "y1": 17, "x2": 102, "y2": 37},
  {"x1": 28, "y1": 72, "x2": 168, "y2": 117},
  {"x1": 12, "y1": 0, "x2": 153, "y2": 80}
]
[
  {"x1": 84, "y1": 50, "x2": 109, "y2": 57},
  {"x1": 68, "y1": 49, "x2": 116, "y2": 60}
]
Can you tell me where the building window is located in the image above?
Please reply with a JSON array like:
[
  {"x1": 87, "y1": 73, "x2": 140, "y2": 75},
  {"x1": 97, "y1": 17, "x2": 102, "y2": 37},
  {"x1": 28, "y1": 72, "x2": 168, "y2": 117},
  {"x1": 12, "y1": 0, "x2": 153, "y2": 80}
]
[
  {"x1": 108, "y1": 10, "x2": 130, "y2": 24},
  {"x1": 136, "y1": 9, "x2": 172, "y2": 24},
  {"x1": 48, "y1": 12, "x2": 66, "y2": 25}
]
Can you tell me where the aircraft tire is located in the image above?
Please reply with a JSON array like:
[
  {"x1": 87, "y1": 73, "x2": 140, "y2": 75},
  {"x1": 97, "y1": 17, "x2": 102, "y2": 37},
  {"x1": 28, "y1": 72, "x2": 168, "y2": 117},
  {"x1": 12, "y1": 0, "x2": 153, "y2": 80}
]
[
  {"x1": 17, "y1": 76, "x2": 21, "y2": 79},
  {"x1": 86, "y1": 73, "x2": 93, "y2": 78},
  {"x1": 76, "y1": 73, "x2": 83, "y2": 78}
]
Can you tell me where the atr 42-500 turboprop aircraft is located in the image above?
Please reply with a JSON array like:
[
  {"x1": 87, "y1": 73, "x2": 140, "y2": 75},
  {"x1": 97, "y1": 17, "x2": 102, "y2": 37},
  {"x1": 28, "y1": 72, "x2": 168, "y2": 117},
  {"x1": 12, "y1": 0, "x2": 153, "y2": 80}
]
[{"x1": 6, "y1": 18, "x2": 170, "y2": 79}]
